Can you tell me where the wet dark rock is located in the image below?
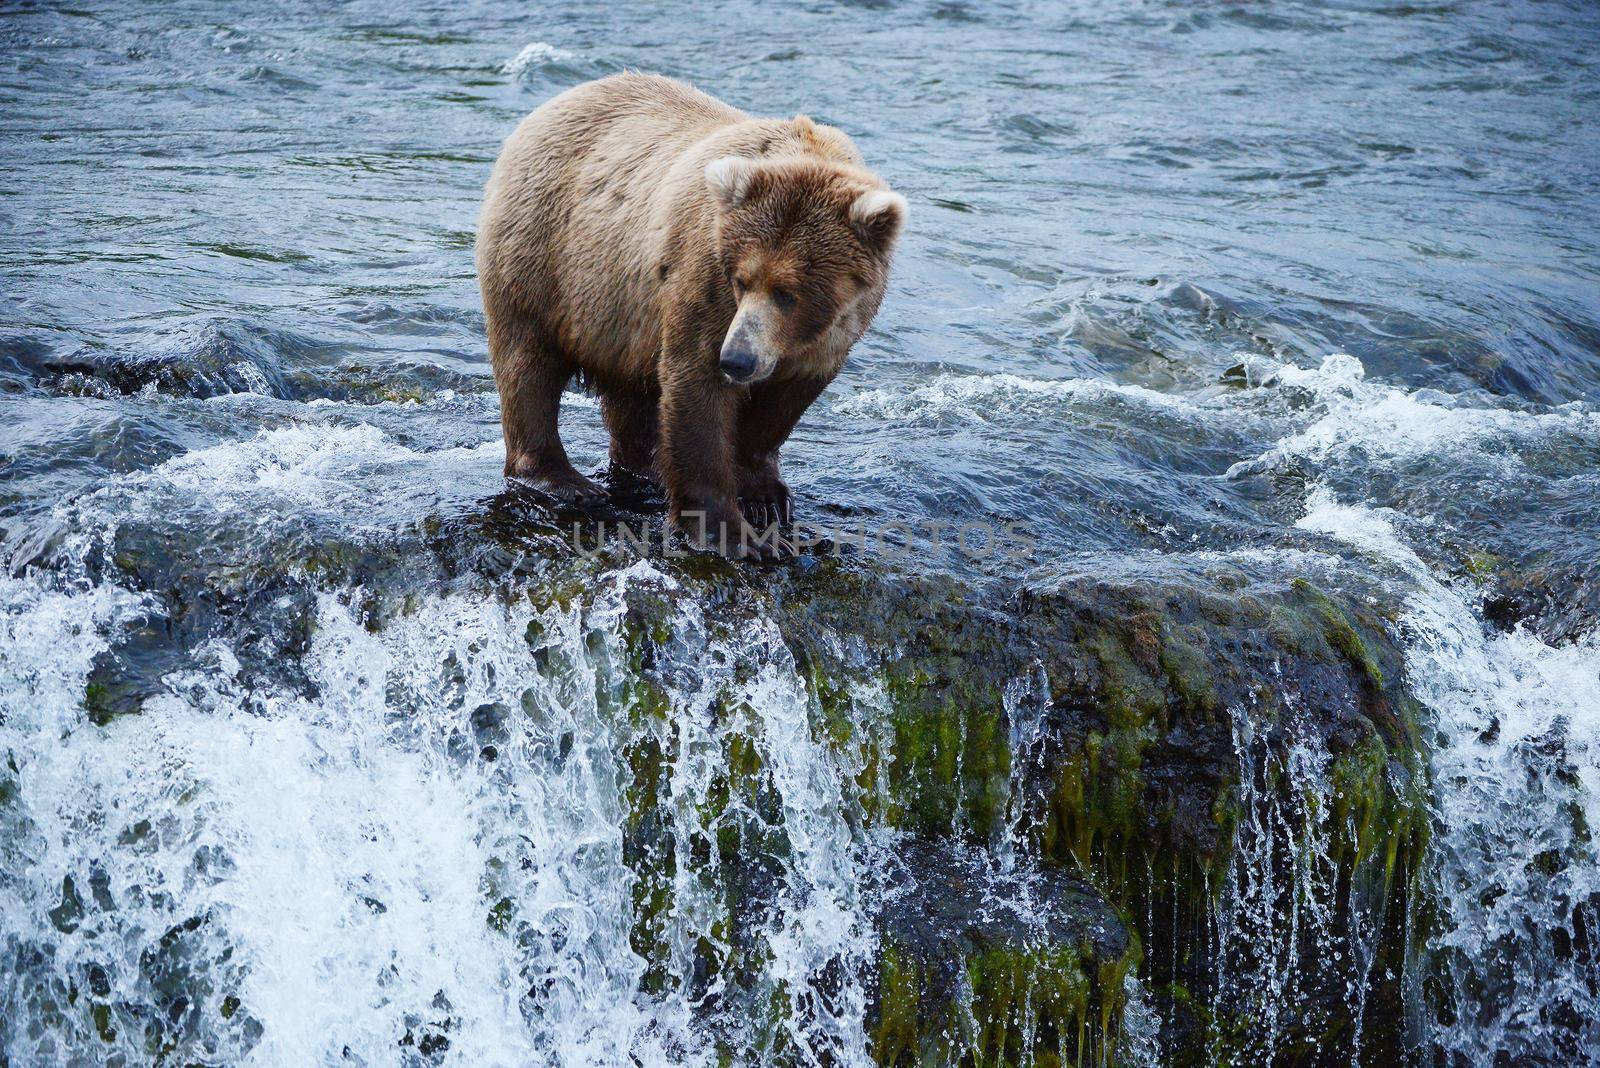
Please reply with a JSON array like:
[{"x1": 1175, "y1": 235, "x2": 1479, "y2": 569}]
[
  {"x1": 574, "y1": 544, "x2": 1422, "y2": 1064},
  {"x1": 872, "y1": 840, "x2": 1133, "y2": 1066},
  {"x1": 38, "y1": 320, "x2": 299, "y2": 401},
  {"x1": 289, "y1": 358, "x2": 487, "y2": 406},
  {"x1": 1483, "y1": 564, "x2": 1600, "y2": 647},
  {"x1": 47, "y1": 876, "x2": 85, "y2": 934}
]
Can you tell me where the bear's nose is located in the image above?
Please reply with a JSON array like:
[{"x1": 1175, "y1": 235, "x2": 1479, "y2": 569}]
[{"x1": 719, "y1": 347, "x2": 758, "y2": 383}]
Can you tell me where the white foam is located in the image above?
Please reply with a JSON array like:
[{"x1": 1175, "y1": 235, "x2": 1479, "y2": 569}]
[
  {"x1": 1229, "y1": 353, "x2": 1600, "y2": 478},
  {"x1": 148, "y1": 423, "x2": 417, "y2": 505},
  {"x1": 834, "y1": 371, "x2": 1198, "y2": 422},
  {"x1": 502, "y1": 42, "x2": 577, "y2": 78},
  {"x1": 74, "y1": 422, "x2": 502, "y2": 530},
  {"x1": 0, "y1": 570, "x2": 690, "y2": 1065}
]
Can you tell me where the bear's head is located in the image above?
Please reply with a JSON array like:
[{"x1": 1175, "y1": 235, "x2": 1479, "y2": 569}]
[{"x1": 704, "y1": 154, "x2": 906, "y2": 385}]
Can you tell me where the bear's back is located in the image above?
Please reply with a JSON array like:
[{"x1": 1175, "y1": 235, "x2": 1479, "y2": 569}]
[{"x1": 478, "y1": 74, "x2": 751, "y2": 377}]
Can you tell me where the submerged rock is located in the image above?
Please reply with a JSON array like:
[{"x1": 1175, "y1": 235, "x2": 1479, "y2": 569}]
[{"x1": 39, "y1": 319, "x2": 300, "y2": 401}]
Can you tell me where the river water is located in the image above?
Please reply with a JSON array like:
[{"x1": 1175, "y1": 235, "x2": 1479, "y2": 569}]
[{"x1": 2, "y1": 1, "x2": 1598, "y2": 1064}]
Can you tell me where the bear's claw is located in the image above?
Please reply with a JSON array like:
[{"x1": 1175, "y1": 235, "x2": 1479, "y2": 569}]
[
  {"x1": 740, "y1": 496, "x2": 792, "y2": 530},
  {"x1": 673, "y1": 507, "x2": 792, "y2": 561},
  {"x1": 737, "y1": 469, "x2": 793, "y2": 531}
]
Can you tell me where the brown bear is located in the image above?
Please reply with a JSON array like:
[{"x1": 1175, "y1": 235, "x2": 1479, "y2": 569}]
[{"x1": 476, "y1": 72, "x2": 906, "y2": 556}]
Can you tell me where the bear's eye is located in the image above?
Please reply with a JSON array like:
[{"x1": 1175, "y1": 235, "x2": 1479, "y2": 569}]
[
  {"x1": 771, "y1": 287, "x2": 797, "y2": 314},
  {"x1": 732, "y1": 275, "x2": 748, "y2": 297}
]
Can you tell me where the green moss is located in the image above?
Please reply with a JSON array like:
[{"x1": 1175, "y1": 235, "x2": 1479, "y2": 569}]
[
  {"x1": 1326, "y1": 728, "x2": 1430, "y2": 917},
  {"x1": 872, "y1": 942, "x2": 922, "y2": 1066},
  {"x1": 622, "y1": 727, "x2": 677, "y2": 996},
  {"x1": 91, "y1": 1001, "x2": 116, "y2": 1043},
  {"x1": 83, "y1": 671, "x2": 149, "y2": 726},
  {"x1": 1158, "y1": 626, "x2": 1221, "y2": 718},
  {"x1": 873, "y1": 934, "x2": 1134, "y2": 1067},
  {"x1": 1461, "y1": 548, "x2": 1500, "y2": 581},
  {"x1": 804, "y1": 665, "x2": 889, "y2": 827},
  {"x1": 1085, "y1": 626, "x2": 1163, "y2": 731},
  {"x1": 1292, "y1": 579, "x2": 1384, "y2": 687},
  {"x1": 881, "y1": 664, "x2": 1011, "y2": 837}
]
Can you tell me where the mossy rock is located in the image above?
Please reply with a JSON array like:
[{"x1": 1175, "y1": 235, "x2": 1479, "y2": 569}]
[
  {"x1": 86, "y1": 494, "x2": 1433, "y2": 1065},
  {"x1": 871, "y1": 840, "x2": 1136, "y2": 1067},
  {"x1": 597, "y1": 553, "x2": 1429, "y2": 1065}
]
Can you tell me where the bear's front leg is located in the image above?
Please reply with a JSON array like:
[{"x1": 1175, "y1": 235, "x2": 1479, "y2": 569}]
[
  {"x1": 657, "y1": 362, "x2": 776, "y2": 559},
  {"x1": 737, "y1": 457, "x2": 791, "y2": 528},
  {"x1": 734, "y1": 376, "x2": 827, "y2": 528}
]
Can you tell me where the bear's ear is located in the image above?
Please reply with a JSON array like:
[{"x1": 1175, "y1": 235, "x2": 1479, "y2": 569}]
[
  {"x1": 705, "y1": 156, "x2": 758, "y2": 211},
  {"x1": 848, "y1": 188, "x2": 908, "y2": 250}
]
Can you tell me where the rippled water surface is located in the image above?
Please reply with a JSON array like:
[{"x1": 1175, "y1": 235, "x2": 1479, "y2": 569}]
[{"x1": 3, "y1": 1, "x2": 1599, "y2": 1065}]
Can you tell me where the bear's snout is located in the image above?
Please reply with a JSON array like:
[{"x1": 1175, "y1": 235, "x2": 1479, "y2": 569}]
[
  {"x1": 719, "y1": 305, "x2": 777, "y2": 385},
  {"x1": 720, "y1": 345, "x2": 759, "y2": 383}
]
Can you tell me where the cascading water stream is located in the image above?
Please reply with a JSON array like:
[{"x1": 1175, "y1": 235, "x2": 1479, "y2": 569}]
[
  {"x1": 1301, "y1": 489, "x2": 1600, "y2": 1062},
  {"x1": 1230, "y1": 349, "x2": 1600, "y2": 1060}
]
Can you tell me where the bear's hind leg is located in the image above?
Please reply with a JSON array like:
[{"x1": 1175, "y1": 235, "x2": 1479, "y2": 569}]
[
  {"x1": 600, "y1": 388, "x2": 660, "y2": 479},
  {"x1": 489, "y1": 317, "x2": 603, "y2": 504}
]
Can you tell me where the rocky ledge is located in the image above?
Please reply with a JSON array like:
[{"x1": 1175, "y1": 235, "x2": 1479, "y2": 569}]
[{"x1": 60, "y1": 495, "x2": 1432, "y2": 1065}]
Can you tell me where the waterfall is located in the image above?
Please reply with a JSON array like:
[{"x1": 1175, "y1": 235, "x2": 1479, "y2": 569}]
[
  {"x1": 0, "y1": 559, "x2": 879, "y2": 1066},
  {"x1": 1302, "y1": 487, "x2": 1600, "y2": 1062}
]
